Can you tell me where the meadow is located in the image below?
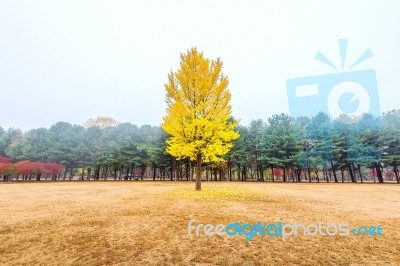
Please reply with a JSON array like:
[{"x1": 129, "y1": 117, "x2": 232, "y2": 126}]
[{"x1": 0, "y1": 181, "x2": 399, "y2": 265}]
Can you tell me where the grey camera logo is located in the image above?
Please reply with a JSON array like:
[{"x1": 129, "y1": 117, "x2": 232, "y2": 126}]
[{"x1": 287, "y1": 39, "x2": 380, "y2": 123}]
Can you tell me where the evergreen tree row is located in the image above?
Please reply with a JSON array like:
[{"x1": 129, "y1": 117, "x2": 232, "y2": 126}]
[{"x1": 1, "y1": 111, "x2": 399, "y2": 183}]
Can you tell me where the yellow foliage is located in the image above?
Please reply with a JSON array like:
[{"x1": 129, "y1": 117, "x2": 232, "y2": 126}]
[
  {"x1": 84, "y1": 117, "x2": 118, "y2": 129},
  {"x1": 265, "y1": 169, "x2": 273, "y2": 176},
  {"x1": 162, "y1": 48, "x2": 239, "y2": 162},
  {"x1": 162, "y1": 187, "x2": 268, "y2": 202}
]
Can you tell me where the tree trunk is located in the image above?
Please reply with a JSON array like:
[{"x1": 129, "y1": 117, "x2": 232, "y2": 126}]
[
  {"x1": 260, "y1": 166, "x2": 265, "y2": 182},
  {"x1": 113, "y1": 169, "x2": 117, "y2": 180},
  {"x1": 340, "y1": 168, "x2": 345, "y2": 182},
  {"x1": 358, "y1": 164, "x2": 363, "y2": 183},
  {"x1": 227, "y1": 160, "x2": 232, "y2": 181},
  {"x1": 296, "y1": 169, "x2": 301, "y2": 182},
  {"x1": 324, "y1": 168, "x2": 329, "y2": 182},
  {"x1": 393, "y1": 163, "x2": 399, "y2": 184},
  {"x1": 195, "y1": 153, "x2": 202, "y2": 190},
  {"x1": 69, "y1": 168, "x2": 74, "y2": 181},
  {"x1": 352, "y1": 163, "x2": 358, "y2": 183},
  {"x1": 256, "y1": 163, "x2": 260, "y2": 181},
  {"x1": 282, "y1": 168, "x2": 286, "y2": 182},
  {"x1": 331, "y1": 161, "x2": 338, "y2": 182},
  {"x1": 104, "y1": 166, "x2": 108, "y2": 180},
  {"x1": 185, "y1": 159, "x2": 189, "y2": 181},
  {"x1": 271, "y1": 167, "x2": 275, "y2": 182},
  {"x1": 189, "y1": 160, "x2": 193, "y2": 182},
  {"x1": 348, "y1": 163, "x2": 355, "y2": 182},
  {"x1": 63, "y1": 167, "x2": 68, "y2": 180},
  {"x1": 140, "y1": 165, "x2": 145, "y2": 180},
  {"x1": 375, "y1": 163, "x2": 384, "y2": 183},
  {"x1": 172, "y1": 157, "x2": 177, "y2": 181},
  {"x1": 152, "y1": 164, "x2": 157, "y2": 181},
  {"x1": 130, "y1": 164, "x2": 135, "y2": 180}
]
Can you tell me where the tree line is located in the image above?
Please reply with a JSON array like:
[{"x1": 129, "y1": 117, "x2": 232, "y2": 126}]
[
  {"x1": 1, "y1": 110, "x2": 399, "y2": 183},
  {"x1": 0, "y1": 157, "x2": 64, "y2": 181}
]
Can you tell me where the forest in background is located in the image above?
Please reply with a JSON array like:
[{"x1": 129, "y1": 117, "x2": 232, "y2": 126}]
[{"x1": 1, "y1": 110, "x2": 399, "y2": 183}]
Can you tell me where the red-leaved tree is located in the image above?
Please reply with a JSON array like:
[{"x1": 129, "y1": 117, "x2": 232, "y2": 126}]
[
  {"x1": 0, "y1": 157, "x2": 12, "y2": 163},
  {"x1": 0, "y1": 163, "x2": 18, "y2": 181}
]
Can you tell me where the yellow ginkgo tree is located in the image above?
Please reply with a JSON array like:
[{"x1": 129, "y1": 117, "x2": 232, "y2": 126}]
[{"x1": 162, "y1": 47, "x2": 239, "y2": 190}]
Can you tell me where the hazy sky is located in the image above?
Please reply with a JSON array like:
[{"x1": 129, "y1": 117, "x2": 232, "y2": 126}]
[{"x1": 1, "y1": 0, "x2": 399, "y2": 131}]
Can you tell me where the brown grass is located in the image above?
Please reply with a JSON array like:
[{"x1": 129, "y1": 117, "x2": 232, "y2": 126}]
[{"x1": 0, "y1": 181, "x2": 399, "y2": 265}]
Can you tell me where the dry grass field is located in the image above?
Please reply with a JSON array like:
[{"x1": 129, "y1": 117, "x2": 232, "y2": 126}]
[{"x1": 0, "y1": 181, "x2": 399, "y2": 265}]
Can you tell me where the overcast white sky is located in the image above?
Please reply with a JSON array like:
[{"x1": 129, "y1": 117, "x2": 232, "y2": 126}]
[{"x1": 0, "y1": 0, "x2": 399, "y2": 131}]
